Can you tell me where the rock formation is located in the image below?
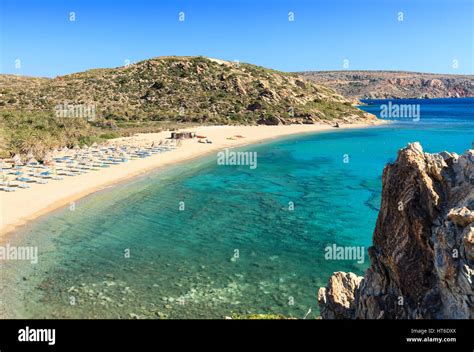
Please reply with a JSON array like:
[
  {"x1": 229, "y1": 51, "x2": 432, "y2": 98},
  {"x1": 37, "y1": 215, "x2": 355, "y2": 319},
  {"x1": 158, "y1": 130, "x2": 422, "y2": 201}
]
[
  {"x1": 299, "y1": 71, "x2": 474, "y2": 99},
  {"x1": 318, "y1": 142, "x2": 474, "y2": 319}
]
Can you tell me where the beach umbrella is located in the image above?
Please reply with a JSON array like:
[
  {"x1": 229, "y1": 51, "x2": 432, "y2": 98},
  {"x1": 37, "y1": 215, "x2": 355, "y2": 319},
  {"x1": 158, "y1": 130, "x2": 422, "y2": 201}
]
[
  {"x1": 4, "y1": 174, "x2": 12, "y2": 186},
  {"x1": 43, "y1": 152, "x2": 54, "y2": 165},
  {"x1": 27, "y1": 157, "x2": 38, "y2": 165},
  {"x1": 13, "y1": 154, "x2": 23, "y2": 166}
]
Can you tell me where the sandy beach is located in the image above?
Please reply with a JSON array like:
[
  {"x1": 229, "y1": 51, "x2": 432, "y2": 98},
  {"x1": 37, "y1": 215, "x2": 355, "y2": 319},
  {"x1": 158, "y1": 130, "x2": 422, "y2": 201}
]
[{"x1": 0, "y1": 121, "x2": 384, "y2": 239}]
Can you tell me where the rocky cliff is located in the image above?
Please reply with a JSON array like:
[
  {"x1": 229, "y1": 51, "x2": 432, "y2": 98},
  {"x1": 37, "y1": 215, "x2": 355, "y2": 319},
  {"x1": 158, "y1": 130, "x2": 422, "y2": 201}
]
[
  {"x1": 299, "y1": 71, "x2": 474, "y2": 99},
  {"x1": 318, "y1": 142, "x2": 474, "y2": 319}
]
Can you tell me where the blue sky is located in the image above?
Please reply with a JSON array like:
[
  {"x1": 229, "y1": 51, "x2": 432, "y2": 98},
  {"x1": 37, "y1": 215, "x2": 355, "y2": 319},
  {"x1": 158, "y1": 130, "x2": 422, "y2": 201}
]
[{"x1": 1, "y1": 0, "x2": 472, "y2": 77}]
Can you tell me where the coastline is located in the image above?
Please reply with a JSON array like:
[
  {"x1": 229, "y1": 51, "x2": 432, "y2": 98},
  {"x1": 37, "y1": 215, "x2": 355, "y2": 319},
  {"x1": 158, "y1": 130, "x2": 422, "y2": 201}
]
[{"x1": 0, "y1": 121, "x2": 386, "y2": 240}]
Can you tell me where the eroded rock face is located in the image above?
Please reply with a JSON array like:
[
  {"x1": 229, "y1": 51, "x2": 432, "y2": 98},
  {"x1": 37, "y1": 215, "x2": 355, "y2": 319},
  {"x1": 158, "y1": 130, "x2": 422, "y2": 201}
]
[
  {"x1": 317, "y1": 272, "x2": 362, "y2": 319},
  {"x1": 318, "y1": 143, "x2": 474, "y2": 319}
]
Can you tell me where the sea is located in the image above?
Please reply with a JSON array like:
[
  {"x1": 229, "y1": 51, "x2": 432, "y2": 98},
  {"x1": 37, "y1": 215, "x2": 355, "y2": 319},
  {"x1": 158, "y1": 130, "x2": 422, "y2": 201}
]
[{"x1": 1, "y1": 98, "x2": 472, "y2": 319}]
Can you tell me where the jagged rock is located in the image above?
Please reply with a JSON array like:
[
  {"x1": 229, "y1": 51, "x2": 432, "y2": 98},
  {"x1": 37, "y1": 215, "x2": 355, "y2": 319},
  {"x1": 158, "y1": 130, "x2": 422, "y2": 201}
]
[
  {"x1": 318, "y1": 142, "x2": 474, "y2": 319},
  {"x1": 462, "y1": 225, "x2": 474, "y2": 261},
  {"x1": 448, "y1": 207, "x2": 474, "y2": 227},
  {"x1": 317, "y1": 272, "x2": 362, "y2": 319},
  {"x1": 232, "y1": 77, "x2": 247, "y2": 95}
]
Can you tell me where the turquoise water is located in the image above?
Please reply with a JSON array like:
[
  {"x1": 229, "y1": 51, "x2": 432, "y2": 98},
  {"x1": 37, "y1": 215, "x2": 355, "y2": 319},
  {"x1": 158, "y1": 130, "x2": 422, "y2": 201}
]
[{"x1": 1, "y1": 98, "x2": 473, "y2": 319}]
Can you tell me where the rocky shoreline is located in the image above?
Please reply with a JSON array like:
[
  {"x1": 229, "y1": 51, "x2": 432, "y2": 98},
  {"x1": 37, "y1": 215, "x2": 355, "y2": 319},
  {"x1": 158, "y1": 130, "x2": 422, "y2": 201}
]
[{"x1": 318, "y1": 142, "x2": 474, "y2": 319}]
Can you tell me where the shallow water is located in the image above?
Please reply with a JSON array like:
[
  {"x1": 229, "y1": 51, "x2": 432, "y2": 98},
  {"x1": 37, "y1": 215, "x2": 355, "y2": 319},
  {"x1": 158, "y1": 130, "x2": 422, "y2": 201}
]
[{"x1": 1, "y1": 98, "x2": 473, "y2": 319}]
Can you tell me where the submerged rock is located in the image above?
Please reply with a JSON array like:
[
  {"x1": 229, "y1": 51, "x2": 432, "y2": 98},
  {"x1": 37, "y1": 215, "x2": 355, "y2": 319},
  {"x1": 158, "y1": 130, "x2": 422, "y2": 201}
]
[{"x1": 318, "y1": 142, "x2": 474, "y2": 319}]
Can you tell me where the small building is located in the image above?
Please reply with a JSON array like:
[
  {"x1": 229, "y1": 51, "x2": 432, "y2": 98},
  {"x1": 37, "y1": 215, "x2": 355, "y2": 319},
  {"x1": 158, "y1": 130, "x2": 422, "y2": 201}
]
[{"x1": 170, "y1": 131, "x2": 196, "y2": 140}]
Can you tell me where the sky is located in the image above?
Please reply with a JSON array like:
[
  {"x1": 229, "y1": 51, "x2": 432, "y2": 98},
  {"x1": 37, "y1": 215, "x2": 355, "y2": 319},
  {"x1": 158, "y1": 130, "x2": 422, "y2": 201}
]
[{"x1": 0, "y1": 0, "x2": 473, "y2": 77}]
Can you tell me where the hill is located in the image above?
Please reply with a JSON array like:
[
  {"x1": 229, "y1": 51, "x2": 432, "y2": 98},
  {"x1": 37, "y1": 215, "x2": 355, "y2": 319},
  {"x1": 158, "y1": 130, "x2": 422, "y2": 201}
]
[
  {"x1": 0, "y1": 56, "x2": 376, "y2": 158},
  {"x1": 0, "y1": 56, "x2": 372, "y2": 125},
  {"x1": 298, "y1": 70, "x2": 474, "y2": 99}
]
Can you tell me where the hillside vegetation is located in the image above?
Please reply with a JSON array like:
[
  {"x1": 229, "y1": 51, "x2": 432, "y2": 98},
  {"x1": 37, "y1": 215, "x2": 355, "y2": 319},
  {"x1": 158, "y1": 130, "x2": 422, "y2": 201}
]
[{"x1": 0, "y1": 56, "x2": 374, "y2": 158}]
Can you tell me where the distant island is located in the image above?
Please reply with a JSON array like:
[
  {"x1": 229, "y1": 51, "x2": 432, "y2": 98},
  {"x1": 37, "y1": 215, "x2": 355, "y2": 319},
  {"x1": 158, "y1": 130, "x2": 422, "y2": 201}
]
[{"x1": 299, "y1": 70, "x2": 474, "y2": 99}]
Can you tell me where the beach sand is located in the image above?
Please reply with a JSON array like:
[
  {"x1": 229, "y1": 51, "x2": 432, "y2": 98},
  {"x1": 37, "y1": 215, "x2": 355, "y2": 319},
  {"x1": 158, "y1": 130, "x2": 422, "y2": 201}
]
[{"x1": 0, "y1": 121, "x2": 384, "y2": 238}]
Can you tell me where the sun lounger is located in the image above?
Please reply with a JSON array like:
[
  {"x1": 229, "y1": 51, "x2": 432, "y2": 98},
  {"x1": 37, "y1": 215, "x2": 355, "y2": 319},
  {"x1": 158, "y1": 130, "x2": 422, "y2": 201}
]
[
  {"x1": 17, "y1": 177, "x2": 34, "y2": 183},
  {"x1": 12, "y1": 183, "x2": 30, "y2": 189},
  {"x1": 57, "y1": 171, "x2": 76, "y2": 176}
]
